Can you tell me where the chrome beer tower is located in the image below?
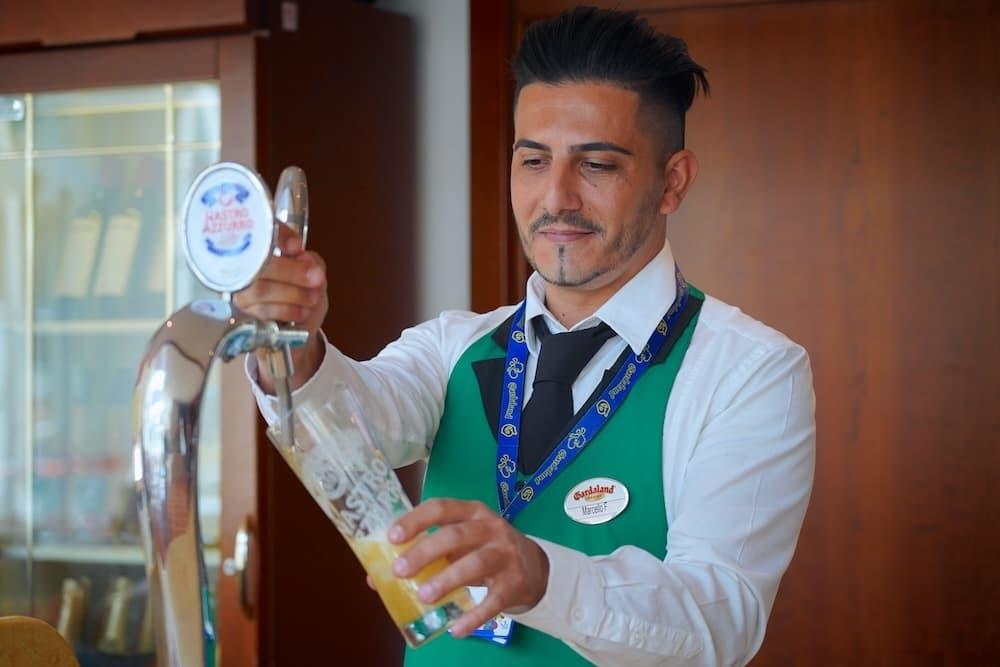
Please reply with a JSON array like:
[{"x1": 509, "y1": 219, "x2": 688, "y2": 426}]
[{"x1": 132, "y1": 164, "x2": 309, "y2": 666}]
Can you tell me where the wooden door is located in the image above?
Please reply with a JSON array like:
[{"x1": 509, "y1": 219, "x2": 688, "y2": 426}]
[{"x1": 471, "y1": 0, "x2": 1000, "y2": 663}]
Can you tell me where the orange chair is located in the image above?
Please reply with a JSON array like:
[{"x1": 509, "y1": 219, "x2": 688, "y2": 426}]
[{"x1": 0, "y1": 616, "x2": 79, "y2": 667}]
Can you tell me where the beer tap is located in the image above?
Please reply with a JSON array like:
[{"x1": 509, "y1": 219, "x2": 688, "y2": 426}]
[{"x1": 133, "y1": 163, "x2": 309, "y2": 666}]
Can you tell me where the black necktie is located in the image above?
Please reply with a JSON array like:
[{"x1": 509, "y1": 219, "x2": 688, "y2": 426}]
[{"x1": 518, "y1": 318, "x2": 616, "y2": 474}]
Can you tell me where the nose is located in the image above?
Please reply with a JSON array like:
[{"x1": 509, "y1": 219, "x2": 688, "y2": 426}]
[{"x1": 541, "y1": 160, "x2": 582, "y2": 216}]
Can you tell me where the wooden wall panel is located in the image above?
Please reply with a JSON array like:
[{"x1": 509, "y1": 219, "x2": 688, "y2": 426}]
[
  {"x1": 255, "y1": 2, "x2": 416, "y2": 665},
  {"x1": 656, "y1": 2, "x2": 1000, "y2": 662},
  {"x1": 470, "y1": 0, "x2": 516, "y2": 313},
  {"x1": 472, "y1": 0, "x2": 1000, "y2": 663}
]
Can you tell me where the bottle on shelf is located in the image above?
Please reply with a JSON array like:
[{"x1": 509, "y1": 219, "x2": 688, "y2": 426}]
[
  {"x1": 92, "y1": 155, "x2": 164, "y2": 320},
  {"x1": 55, "y1": 576, "x2": 89, "y2": 646},
  {"x1": 97, "y1": 576, "x2": 132, "y2": 654},
  {"x1": 48, "y1": 158, "x2": 120, "y2": 321}
]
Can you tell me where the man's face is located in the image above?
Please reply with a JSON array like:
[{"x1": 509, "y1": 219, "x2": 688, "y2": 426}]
[{"x1": 510, "y1": 82, "x2": 668, "y2": 291}]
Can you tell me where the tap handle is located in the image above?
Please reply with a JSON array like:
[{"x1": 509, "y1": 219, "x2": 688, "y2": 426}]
[
  {"x1": 274, "y1": 166, "x2": 309, "y2": 249},
  {"x1": 270, "y1": 166, "x2": 309, "y2": 447}
]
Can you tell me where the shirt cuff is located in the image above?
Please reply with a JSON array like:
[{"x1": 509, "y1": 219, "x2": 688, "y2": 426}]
[
  {"x1": 244, "y1": 329, "x2": 338, "y2": 425},
  {"x1": 508, "y1": 536, "x2": 600, "y2": 640}
]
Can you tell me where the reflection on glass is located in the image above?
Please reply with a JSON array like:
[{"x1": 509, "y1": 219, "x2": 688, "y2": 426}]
[
  {"x1": 174, "y1": 83, "x2": 221, "y2": 146},
  {"x1": 33, "y1": 334, "x2": 144, "y2": 546},
  {"x1": 0, "y1": 157, "x2": 28, "y2": 618},
  {"x1": 0, "y1": 97, "x2": 27, "y2": 153},
  {"x1": 0, "y1": 80, "x2": 222, "y2": 658},
  {"x1": 34, "y1": 154, "x2": 167, "y2": 321},
  {"x1": 34, "y1": 86, "x2": 165, "y2": 152}
]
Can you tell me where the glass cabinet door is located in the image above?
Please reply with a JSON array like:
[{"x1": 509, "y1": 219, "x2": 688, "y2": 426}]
[{"x1": 0, "y1": 81, "x2": 222, "y2": 663}]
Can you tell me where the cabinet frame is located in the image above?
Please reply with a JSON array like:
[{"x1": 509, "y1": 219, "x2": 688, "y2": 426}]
[{"x1": 0, "y1": 35, "x2": 260, "y2": 664}]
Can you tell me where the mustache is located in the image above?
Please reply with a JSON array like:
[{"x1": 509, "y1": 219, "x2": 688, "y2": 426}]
[{"x1": 529, "y1": 212, "x2": 603, "y2": 235}]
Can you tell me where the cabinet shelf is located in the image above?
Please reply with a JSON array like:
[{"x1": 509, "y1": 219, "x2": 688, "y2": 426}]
[
  {"x1": 36, "y1": 99, "x2": 218, "y2": 118},
  {"x1": 0, "y1": 140, "x2": 221, "y2": 161},
  {"x1": 32, "y1": 319, "x2": 165, "y2": 335},
  {"x1": 1, "y1": 544, "x2": 221, "y2": 567}
]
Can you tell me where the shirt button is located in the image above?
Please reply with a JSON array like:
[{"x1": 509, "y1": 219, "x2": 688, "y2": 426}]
[{"x1": 630, "y1": 630, "x2": 643, "y2": 645}]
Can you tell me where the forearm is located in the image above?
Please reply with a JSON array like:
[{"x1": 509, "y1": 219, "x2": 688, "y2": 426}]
[{"x1": 511, "y1": 539, "x2": 761, "y2": 667}]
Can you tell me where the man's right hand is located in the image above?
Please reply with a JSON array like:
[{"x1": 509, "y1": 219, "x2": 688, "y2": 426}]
[{"x1": 234, "y1": 224, "x2": 329, "y2": 394}]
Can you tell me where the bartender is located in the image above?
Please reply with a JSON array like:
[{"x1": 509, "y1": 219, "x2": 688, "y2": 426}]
[{"x1": 238, "y1": 7, "x2": 816, "y2": 666}]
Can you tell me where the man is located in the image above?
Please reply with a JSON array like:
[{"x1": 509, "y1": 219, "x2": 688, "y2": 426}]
[{"x1": 238, "y1": 7, "x2": 815, "y2": 666}]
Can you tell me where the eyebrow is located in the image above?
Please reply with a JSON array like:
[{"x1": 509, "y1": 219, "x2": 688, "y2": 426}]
[{"x1": 513, "y1": 139, "x2": 633, "y2": 156}]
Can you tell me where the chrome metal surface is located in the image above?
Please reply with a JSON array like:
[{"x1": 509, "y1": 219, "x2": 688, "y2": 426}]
[
  {"x1": 133, "y1": 299, "x2": 307, "y2": 666},
  {"x1": 274, "y1": 165, "x2": 308, "y2": 246},
  {"x1": 269, "y1": 165, "x2": 310, "y2": 447}
]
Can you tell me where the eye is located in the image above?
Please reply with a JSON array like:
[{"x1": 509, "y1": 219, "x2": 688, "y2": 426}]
[
  {"x1": 520, "y1": 156, "x2": 548, "y2": 170},
  {"x1": 583, "y1": 160, "x2": 616, "y2": 173}
]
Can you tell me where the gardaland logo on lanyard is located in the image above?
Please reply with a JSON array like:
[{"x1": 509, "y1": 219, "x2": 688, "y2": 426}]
[{"x1": 564, "y1": 477, "x2": 630, "y2": 525}]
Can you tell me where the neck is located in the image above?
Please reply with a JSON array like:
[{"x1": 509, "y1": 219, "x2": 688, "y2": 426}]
[
  {"x1": 544, "y1": 283, "x2": 618, "y2": 329},
  {"x1": 543, "y1": 244, "x2": 662, "y2": 328}
]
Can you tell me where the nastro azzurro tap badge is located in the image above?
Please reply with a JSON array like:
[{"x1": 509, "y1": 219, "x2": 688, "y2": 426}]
[{"x1": 182, "y1": 162, "x2": 275, "y2": 294}]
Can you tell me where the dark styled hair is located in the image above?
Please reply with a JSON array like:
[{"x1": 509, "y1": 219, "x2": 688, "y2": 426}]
[{"x1": 513, "y1": 6, "x2": 709, "y2": 154}]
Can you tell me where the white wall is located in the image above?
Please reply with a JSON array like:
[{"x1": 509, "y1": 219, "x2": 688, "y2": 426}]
[{"x1": 375, "y1": 0, "x2": 471, "y2": 319}]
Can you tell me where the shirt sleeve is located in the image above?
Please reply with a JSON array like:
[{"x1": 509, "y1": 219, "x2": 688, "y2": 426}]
[
  {"x1": 246, "y1": 322, "x2": 454, "y2": 468},
  {"x1": 510, "y1": 343, "x2": 817, "y2": 667}
]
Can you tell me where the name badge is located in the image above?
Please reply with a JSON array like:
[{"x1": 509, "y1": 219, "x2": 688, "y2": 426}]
[{"x1": 564, "y1": 477, "x2": 629, "y2": 525}]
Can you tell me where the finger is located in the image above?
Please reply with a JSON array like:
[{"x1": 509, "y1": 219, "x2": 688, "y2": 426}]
[
  {"x1": 392, "y1": 522, "x2": 486, "y2": 579},
  {"x1": 241, "y1": 279, "x2": 322, "y2": 309},
  {"x1": 309, "y1": 250, "x2": 327, "y2": 279},
  {"x1": 413, "y1": 547, "x2": 502, "y2": 605},
  {"x1": 450, "y1": 588, "x2": 510, "y2": 638},
  {"x1": 366, "y1": 574, "x2": 376, "y2": 591},
  {"x1": 241, "y1": 302, "x2": 308, "y2": 323},
  {"x1": 275, "y1": 222, "x2": 303, "y2": 256},
  {"x1": 389, "y1": 499, "x2": 494, "y2": 544},
  {"x1": 255, "y1": 254, "x2": 325, "y2": 288}
]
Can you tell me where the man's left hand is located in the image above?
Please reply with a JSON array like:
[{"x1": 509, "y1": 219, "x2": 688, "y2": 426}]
[{"x1": 388, "y1": 498, "x2": 549, "y2": 637}]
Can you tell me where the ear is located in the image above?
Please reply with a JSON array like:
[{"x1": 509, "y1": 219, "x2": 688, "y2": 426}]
[{"x1": 657, "y1": 149, "x2": 699, "y2": 216}]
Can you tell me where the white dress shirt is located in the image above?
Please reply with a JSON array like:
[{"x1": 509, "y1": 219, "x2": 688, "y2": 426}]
[{"x1": 248, "y1": 243, "x2": 816, "y2": 666}]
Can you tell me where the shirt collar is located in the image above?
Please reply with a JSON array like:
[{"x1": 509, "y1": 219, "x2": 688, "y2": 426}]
[{"x1": 522, "y1": 242, "x2": 678, "y2": 356}]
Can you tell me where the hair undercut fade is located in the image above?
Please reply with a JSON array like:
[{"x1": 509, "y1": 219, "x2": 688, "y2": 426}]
[{"x1": 513, "y1": 6, "x2": 709, "y2": 156}]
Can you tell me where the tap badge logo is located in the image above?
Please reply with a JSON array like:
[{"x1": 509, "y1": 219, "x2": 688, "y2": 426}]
[{"x1": 200, "y1": 182, "x2": 254, "y2": 257}]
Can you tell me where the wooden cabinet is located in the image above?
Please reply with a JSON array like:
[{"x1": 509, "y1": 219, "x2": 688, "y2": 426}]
[
  {"x1": 0, "y1": 2, "x2": 415, "y2": 665},
  {"x1": 0, "y1": 0, "x2": 257, "y2": 49}
]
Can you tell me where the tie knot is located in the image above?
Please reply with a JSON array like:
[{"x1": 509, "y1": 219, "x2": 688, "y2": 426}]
[{"x1": 533, "y1": 318, "x2": 616, "y2": 385}]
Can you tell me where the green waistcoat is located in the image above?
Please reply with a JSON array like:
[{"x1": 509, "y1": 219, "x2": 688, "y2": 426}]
[{"x1": 405, "y1": 291, "x2": 702, "y2": 667}]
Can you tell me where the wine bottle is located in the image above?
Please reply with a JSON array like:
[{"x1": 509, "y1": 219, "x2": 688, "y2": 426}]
[
  {"x1": 51, "y1": 158, "x2": 119, "y2": 320},
  {"x1": 97, "y1": 576, "x2": 132, "y2": 654},
  {"x1": 55, "y1": 576, "x2": 88, "y2": 646}
]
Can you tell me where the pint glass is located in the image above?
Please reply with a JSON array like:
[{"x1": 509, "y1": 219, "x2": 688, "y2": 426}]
[{"x1": 267, "y1": 383, "x2": 473, "y2": 647}]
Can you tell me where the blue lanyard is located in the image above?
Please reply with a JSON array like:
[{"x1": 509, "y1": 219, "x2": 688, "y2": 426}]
[{"x1": 495, "y1": 268, "x2": 690, "y2": 522}]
